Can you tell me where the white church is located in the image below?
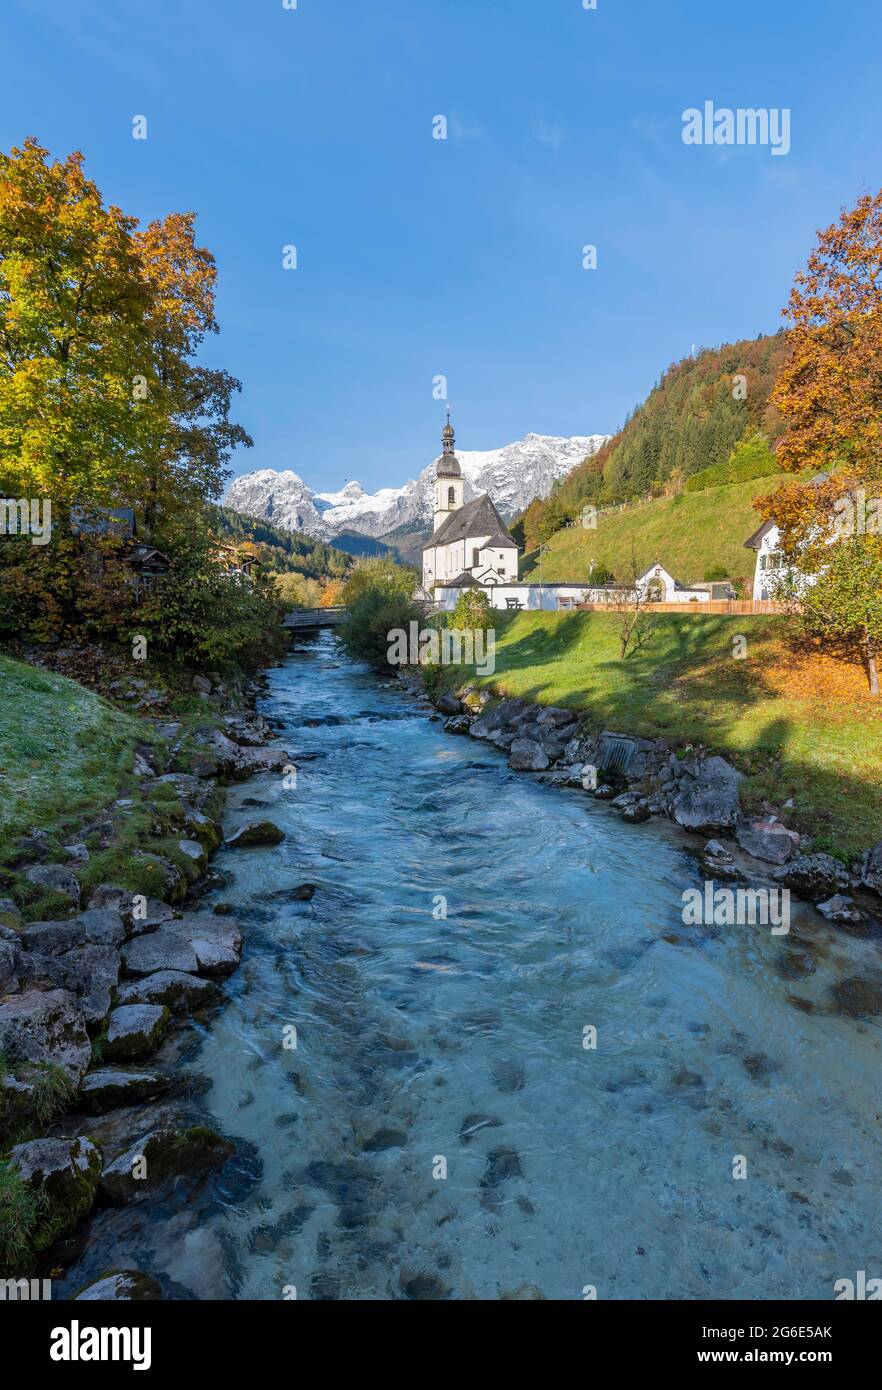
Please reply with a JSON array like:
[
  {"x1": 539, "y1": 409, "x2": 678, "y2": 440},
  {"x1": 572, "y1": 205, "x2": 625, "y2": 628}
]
[
  {"x1": 422, "y1": 412, "x2": 521, "y2": 595},
  {"x1": 422, "y1": 414, "x2": 659, "y2": 612}
]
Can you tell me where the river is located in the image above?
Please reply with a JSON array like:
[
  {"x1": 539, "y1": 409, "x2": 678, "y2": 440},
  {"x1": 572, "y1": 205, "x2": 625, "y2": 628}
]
[{"x1": 59, "y1": 633, "x2": 882, "y2": 1300}]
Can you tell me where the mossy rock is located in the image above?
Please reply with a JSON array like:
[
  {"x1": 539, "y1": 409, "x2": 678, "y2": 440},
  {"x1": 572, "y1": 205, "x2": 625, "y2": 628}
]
[
  {"x1": 2, "y1": 1136, "x2": 102, "y2": 1271},
  {"x1": 99, "y1": 1126, "x2": 234, "y2": 1203}
]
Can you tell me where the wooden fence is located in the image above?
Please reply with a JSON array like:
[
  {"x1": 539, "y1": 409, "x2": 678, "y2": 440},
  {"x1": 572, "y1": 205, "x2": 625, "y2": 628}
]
[{"x1": 573, "y1": 599, "x2": 789, "y2": 616}]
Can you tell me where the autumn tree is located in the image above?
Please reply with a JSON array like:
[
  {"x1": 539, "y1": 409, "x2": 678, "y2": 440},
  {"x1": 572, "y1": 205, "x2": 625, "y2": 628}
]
[
  {"x1": 772, "y1": 190, "x2": 882, "y2": 478},
  {"x1": 0, "y1": 140, "x2": 250, "y2": 528},
  {"x1": 133, "y1": 213, "x2": 251, "y2": 533},
  {"x1": 757, "y1": 190, "x2": 882, "y2": 692},
  {"x1": 0, "y1": 137, "x2": 147, "y2": 504}
]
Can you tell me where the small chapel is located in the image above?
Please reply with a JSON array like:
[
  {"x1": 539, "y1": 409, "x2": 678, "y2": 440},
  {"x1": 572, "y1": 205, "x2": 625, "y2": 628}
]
[{"x1": 421, "y1": 411, "x2": 520, "y2": 595}]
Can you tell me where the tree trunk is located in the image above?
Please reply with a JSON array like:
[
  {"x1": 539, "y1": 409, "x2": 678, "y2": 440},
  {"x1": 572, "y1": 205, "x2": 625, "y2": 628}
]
[{"x1": 866, "y1": 632, "x2": 879, "y2": 695}]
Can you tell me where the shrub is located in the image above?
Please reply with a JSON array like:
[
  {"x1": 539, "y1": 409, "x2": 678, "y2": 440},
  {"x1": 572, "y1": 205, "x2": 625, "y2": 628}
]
[
  {"x1": 338, "y1": 557, "x2": 422, "y2": 669},
  {"x1": 684, "y1": 433, "x2": 780, "y2": 493},
  {"x1": 451, "y1": 589, "x2": 493, "y2": 631}
]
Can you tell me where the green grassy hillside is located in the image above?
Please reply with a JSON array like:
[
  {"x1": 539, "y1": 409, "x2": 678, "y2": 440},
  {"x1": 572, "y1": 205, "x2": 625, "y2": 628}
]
[
  {"x1": 0, "y1": 656, "x2": 149, "y2": 843},
  {"x1": 522, "y1": 474, "x2": 785, "y2": 586},
  {"x1": 432, "y1": 610, "x2": 882, "y2": 860}
]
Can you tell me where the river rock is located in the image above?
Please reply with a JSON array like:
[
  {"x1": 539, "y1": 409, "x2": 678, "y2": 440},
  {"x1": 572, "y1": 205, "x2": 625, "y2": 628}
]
[
  {"x1": 735, "y1": 818, "x2": 798, "y2": 865},
  {"x1": 817, "y1": 894, "x2": 866, "y2": 925},
  {"x1": 104, "y1": 1004, "x2": 170, "y2": 1061},
  {"x1": 74, "y1": 1270, "x2": 164, "y2": 1301},
  {"x1": 861, "y1": 840, "x2": 882, "y2": 896},
  {"x1": 99, "y1": 1126, "x2": 235, "y2": 1204},
  {"x1": 468, "y1": 719, "x2": 493, "y2": 740},
  {"x1": 78, "y1": 907, "x2": 127, "y2": 948},
  {"x1": 121, "y1": 929, "x2": 200, "y2": 977},
  {"x1": 435, "y1": 693, "x2": 462, "y2": 716},
  {"x1": 621, "y1": 801, "x2": 652, "y2": 823},
  {"x1": 24, "y1": 863, "x2": 81, "y2": 908},
  {"x1": 672, "y1": 756, "x2": 743, "y2": 832},
  {"x1": 78, "y1": 1068, "x2": 171, "y2": 1113},
  {"x1": 536, "y1": 706, "x2": 575, "y2": 728},
  {"x1": 225, "y1": 821, "x2": 285, "y2": 848},
  {"x1": 0, "y1": 988, "x2": 91, "y2": 1082},
  {"x1": 21, "y1": 919, "x2": 85, "y2": 955},
  {"x1": 136, "y1": 852, "x2": 187, "y2": 902},
  {"x1": 115, "y1": 969, "x2": 219, "y2": 1014},
  {"x1": 443, "y1": 715, "x2": 473, "y2": 735},
  {"x1": 21, "y1": 945, "x2": 121, "y2": 1027},
  {"x1": 782, "y1": 853, "x2": 850, "y2": 901},
  {"x1": 177, "y1": 839, "x2": 208, "y2": 872},
  {"x1": 509, "y1": 738, "x2": 550, "y2": 772},
  {"x1": 8, "y1": 1136, "x2": 103, "y2": 1257},
  {"x1": 176, "y1": 917, "x2": 242, "y2": 976},
  {"x1": 237, "y1": 745, "x2": 291, "y2": 773}
]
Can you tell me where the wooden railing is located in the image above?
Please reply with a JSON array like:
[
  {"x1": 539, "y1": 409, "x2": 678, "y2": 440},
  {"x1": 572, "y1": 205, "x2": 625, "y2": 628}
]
[
  {"x1": 283, "y1": 606, "x2": 347, "y2": 629},
  {"x1": 574, "y1": 599, "x2": 790, "y2": 616}
]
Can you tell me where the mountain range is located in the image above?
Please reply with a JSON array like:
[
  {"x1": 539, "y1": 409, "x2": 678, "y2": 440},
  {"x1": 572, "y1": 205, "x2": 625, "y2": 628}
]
[{"x1": 224, "y1": 433, "x2": 609, "y2": 545}]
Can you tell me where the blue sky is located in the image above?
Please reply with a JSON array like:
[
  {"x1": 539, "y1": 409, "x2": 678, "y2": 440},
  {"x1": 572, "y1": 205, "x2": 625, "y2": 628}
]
[{"x1": 2, "y1": 0, "x2": 882, "y2": 492}]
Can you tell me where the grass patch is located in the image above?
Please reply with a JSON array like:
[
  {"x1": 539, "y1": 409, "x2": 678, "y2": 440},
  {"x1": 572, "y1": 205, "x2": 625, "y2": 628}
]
[
  {"x1": 433, "y1": 610, "x2": 882, "y2": 861},
  {"x1": 0, "y1": 654, "x2": 154, "y2": 848},
  {"x1": 523, "y1": 476, "x2": 785, "y2": 587}
]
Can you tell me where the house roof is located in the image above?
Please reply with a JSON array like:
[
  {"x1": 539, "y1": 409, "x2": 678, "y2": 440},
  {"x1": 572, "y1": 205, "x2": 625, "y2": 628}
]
[
  {"x1": 422, "y1": 493, "x2": 519, "y2": 551},
  {"x1": 441, "y1": 572, "x2": 483, "y2": 588},
  {"x1": 124, "y1": 544, "x2": 170, "y2": 572},
  {"x1": 744, "y1": 473, "x2": 831, "y2": 550},
  {"x1": 744, "y1": 519, "x2": 776, "y2": 551}
]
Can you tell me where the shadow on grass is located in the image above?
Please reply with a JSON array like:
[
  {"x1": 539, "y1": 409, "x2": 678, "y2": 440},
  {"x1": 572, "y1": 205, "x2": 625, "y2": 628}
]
[{"x1": 457, "y1": 612, "x2": 882, "y2": 858}]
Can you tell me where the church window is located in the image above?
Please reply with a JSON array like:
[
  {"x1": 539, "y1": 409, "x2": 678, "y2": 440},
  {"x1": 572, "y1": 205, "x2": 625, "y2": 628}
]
[{"x1": 448, "y1": 487, "x2": 456, "y2": 507}]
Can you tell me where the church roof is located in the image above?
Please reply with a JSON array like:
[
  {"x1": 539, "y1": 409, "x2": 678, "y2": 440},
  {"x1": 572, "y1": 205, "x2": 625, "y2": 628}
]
[
  {"x1": 442, "y1": 572, "x2": 483, "y2": 588},
  {"x1": 436, "y1": 452, "x2": 462, "y2": 478},
  {"x1": 422, "y1": 493, "x2": 519, "y2": 551}
]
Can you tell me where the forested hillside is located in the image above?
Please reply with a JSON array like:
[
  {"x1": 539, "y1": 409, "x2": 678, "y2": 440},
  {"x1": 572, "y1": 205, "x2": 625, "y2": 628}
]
[
  {"x1": 517, "y1": 332, "x2": 788, "y2": 551},
  {"x1": 213, "y1": 506, "x2": 353, "y2": 579}
]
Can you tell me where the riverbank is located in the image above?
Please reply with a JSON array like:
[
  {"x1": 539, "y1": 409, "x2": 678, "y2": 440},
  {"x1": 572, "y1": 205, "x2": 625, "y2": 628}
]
[
  {"x1": 0, "y1": 649, "x2": 294, "y2": 1281},
  {"x1": 44, "y1": 632, "x2": 882, "y2": 1301},
  {"x1": 425, "y1": 609, "x2": 882, "y2": 866}
]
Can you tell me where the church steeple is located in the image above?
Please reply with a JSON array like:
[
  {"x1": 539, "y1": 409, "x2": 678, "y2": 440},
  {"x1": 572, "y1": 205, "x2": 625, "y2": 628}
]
[{"x1": 433, "y1": 407, "x2": 464, "y2": 531}]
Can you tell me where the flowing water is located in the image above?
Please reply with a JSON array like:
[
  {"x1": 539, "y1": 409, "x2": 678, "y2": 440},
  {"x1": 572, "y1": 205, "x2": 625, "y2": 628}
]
[{"x1": 61, "y1": 634, "x2": 882, "y2": 1299}]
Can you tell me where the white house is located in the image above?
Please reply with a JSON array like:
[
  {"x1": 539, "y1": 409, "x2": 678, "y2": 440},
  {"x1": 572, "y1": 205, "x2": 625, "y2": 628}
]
[
  {"x1": 633, "y1": 561, "x2": 713, "y2": 604},
  {"x1": 422, "y1": 413, "x2": 520, "y2": 592},
  {"x1": 743, "y1": 521, "x2": 787, "y2": 601}
]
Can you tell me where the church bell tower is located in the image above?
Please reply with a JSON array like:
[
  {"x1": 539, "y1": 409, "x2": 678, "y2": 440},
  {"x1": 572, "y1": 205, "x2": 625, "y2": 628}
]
[{"x1": 433, "y1": 407, "x2": 464, "y2": 532}]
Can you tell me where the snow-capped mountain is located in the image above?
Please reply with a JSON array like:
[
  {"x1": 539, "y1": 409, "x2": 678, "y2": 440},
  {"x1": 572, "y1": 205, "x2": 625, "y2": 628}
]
[{"x1": 224, "y1": 433, "x2": 609, "y2": 542}]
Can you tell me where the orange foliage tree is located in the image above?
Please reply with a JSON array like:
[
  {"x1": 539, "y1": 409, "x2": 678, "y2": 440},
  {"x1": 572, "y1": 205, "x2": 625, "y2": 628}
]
[{"x1": 758, "y1": 191, "x2": 882, "y2": 692}]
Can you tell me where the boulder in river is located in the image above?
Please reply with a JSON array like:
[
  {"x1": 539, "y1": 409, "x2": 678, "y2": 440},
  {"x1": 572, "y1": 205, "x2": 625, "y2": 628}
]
[
  {"x1": 735, "y1": 818, "x2": 798, "y2": 865},
  {"x1": 443, "y1": 714, "x2": 473, "y2": 735},
  {"x1": 508, "y1": 738, "x2": 550, "y2": 772},
  {"x1": 99, "y1": 1126, "x2": 235, "y2": 1204},
  {"x1": 74, "y1": 1270, "x2": 164, "y2": 1301},
  {"x1": 7, "y1": 1135, "x2": 103, "y2": 1259},
  {"x1": 163, "y1": 916, "x2": 243, "y2": 977},
  {"x1": 225, "y1": 821, "x2": 285, "y2": 848},
  {"x1": 782, "y1": 853, "x2": 850, "y2": 902},
  {"x1": 78, "y1": 1068, "x2": 171, "y2": 1113},
  {"x1": 103, "y1": 1004, "x2": 170, "y2": 1061},
  {"x1": 121, "y1": 930, "x2": 200, "y2": 978},
  {"x1": 115, "y1": 969, "x2": 220, "y2": 1014}
]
